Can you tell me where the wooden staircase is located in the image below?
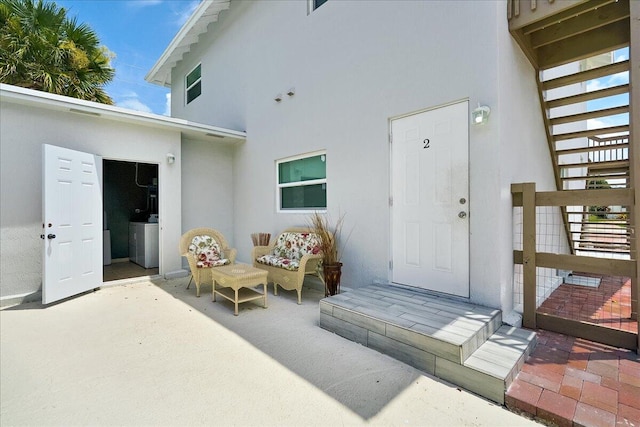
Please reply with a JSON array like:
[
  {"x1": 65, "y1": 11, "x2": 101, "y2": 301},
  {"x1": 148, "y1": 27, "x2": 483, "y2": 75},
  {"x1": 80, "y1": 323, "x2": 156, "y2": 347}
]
[{"x1": 509, "y1": 0, "x2": 633, "y2": 258}]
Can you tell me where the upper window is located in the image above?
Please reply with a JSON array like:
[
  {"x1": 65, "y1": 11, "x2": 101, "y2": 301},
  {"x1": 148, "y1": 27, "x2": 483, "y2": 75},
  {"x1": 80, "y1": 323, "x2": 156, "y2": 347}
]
[
  {"x1": 277, "y1": 152, "x2": 327, "y2": 212},
  {"x1": 309, "y1": 0, "x2": 328, "y2": 12},
  {"x1": 185, "y1": 64, "x2": 201, "y2": 105}
]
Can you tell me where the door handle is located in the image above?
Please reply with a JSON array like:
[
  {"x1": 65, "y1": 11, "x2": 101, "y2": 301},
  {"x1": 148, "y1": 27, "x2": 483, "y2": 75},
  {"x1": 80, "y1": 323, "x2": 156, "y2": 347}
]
[
  {"x1": 458, "y1": 211, "x2": 467, "y2": 219},
  {"x1": 47, "y1": 234, "x2": 56, "y2": 240}
]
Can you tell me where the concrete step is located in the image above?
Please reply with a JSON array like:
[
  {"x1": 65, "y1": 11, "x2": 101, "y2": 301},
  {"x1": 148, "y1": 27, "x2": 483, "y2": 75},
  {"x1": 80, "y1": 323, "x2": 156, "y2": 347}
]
[
  {"x1": 319, "y1": 284, "x2": 537, "y2": 404},
  {"x1": 443, "y1": 326, "x2": 537, "y2": 403}
]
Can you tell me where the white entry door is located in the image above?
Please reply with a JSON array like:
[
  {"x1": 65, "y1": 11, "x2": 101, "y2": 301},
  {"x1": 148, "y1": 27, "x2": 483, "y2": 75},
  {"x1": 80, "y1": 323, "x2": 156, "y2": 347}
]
[
  {"x1": 391, "y1": 101, "x2": 469, "y2": 297},
  {"x1": 42, "y1": 144, "x2": 103, "y2": 304}
]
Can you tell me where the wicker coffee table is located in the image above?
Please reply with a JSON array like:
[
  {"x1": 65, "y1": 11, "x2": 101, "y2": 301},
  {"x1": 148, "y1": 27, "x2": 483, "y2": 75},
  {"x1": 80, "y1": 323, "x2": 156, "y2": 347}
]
[{"x1": 211, "y1": 263, "x2": 269, "y2": 315}]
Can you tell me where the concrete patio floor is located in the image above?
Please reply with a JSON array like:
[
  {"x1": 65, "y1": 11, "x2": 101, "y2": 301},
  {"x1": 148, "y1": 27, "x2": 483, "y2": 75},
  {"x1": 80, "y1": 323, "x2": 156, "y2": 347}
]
[{"x1": 0, "y1": 278, "x2": 540, "y2": 426}]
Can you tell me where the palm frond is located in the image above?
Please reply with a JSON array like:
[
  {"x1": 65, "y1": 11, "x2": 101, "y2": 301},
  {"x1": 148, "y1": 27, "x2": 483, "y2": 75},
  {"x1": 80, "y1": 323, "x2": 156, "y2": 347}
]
[{"x1": 0, "y1": 0, "x2": 114, "y2": 104}]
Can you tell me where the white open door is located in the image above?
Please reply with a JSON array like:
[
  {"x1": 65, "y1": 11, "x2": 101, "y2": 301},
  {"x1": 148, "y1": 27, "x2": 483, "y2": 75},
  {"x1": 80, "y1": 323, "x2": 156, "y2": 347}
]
[
  {"x1": 42, "y1": 144, "x2": 103, "y2": 304},
  {"x1": 391, "y1": 101, "x2": 469, "y2": 297}
]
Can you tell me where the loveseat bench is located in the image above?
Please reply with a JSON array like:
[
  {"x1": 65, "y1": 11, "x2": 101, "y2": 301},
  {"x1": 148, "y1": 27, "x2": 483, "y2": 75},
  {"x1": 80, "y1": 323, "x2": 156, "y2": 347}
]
[{"x1": 251, "y1": 227, "x2": 322, "y2": 304}]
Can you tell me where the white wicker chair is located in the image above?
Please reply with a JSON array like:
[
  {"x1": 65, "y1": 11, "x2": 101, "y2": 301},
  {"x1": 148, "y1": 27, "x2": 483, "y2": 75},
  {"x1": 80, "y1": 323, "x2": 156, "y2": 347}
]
[{"x1": 179, "y1": 228, "x2": 237, "y2": 297}]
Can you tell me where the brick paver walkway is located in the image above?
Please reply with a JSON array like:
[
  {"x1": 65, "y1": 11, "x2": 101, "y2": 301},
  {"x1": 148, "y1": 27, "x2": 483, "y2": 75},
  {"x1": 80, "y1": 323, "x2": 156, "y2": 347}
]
[{"x1": 506, "y1": 329, "x2": 640, "y2": 427}]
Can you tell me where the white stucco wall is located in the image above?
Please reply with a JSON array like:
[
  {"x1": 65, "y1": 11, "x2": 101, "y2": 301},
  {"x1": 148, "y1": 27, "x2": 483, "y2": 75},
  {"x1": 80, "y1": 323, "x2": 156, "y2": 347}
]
[
  {"x1": 181, "y1": 138, "x2": 235, "y2": 243},
  {"x1": 494, "y1": 7, "x2": 560, "y2": 314},
  {"x1": 168, "y1": 0, "x2": 553, "y2": 311},
  {"x1": 0, "y1": 101, "x2": 183, "y2": 300}
]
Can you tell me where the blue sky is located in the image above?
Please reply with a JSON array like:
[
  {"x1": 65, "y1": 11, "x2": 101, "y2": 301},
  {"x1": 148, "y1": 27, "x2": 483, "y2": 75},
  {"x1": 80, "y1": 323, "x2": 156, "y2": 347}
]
[
  {"x1": 585, "y1": 48, "x2": 629, "y2": 130},
  {"x1": 56, "y1": 0, "x2": 200, "y2": 115}
]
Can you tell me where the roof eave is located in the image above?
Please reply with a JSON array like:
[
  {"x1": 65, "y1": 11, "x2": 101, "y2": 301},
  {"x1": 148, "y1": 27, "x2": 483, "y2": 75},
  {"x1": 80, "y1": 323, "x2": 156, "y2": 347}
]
[
  {"x1": 0, "y1": 83, "x2": 246, "y2": 144},
  {"x1": 145, "y1": 0, "x2": 230, "y2": 88}
]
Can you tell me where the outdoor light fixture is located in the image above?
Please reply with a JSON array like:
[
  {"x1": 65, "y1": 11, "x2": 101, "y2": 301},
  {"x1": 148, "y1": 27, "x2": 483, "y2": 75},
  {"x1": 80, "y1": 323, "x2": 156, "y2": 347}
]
[
  {"x1": 472, "y1": 104, "x2": 491, "y2": 125},
  {"x1": 287, "y1": 87, "x2": 295, "y2": 97},
  {"x1": 166, "y1": 153, "x2": 176, "y2": 164},
  {"x1": 274, "y1": 94, "x2": 283, "y2": 102}
]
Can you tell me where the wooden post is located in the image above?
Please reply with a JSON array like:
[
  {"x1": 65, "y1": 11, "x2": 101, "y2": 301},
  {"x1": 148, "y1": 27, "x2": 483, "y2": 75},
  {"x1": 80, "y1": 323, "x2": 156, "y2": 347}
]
[
  {"x1": 629, "y1": 0, "x2": 639, "y2": 353},
  {"x1": 522, "y1": 182, "x2": 537, "y2": 329}
]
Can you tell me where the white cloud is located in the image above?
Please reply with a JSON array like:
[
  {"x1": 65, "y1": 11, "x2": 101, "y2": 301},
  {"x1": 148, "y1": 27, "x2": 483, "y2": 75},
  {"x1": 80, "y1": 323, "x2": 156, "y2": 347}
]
[
  {"x1": 118, "y1": 97, "x2": 153, "y2": 114},
  {"x1": 119, "y1": 89, "x2": 141, "y2": 99},
  {"x1": 614, "y1": 47, "x2": 629, "y2": 62},
  {"x1": 588, "y1": 115, "x2": 628, "y2": 133},
  {"x1": 175, "y1": 1, "x2": 200, "y2": 26},
  {"x1": 609, "y1": 71, "x2": 630, "y2": 85},
  {"x1": 615, "y1": 53, "x2": 628, "y2": 62},
  {"x1": 586, "y1": 71, "x2": 629, "y2": 92},
  {"x1": 587, "y1": 118, "x2": 608, "y2": 130},
  {"x1": 586, "y1": 79, "x2": 605, "y2": 92},
  {"x1": 127, "y1": 0, "x2": 163, "y2": 9},
  {"x1": 163, "y1": 93, "x2": 171, "y2": 116}
]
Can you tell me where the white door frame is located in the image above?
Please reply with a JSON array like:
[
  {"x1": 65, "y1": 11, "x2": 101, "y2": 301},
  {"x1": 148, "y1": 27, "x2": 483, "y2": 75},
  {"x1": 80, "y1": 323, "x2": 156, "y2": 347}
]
[
  {"x1": 102, "y1": 157, "x2": 163, "y2": 280},
  {"x1": 389, "y1": 99, "x2": 470, "y2": 297}
]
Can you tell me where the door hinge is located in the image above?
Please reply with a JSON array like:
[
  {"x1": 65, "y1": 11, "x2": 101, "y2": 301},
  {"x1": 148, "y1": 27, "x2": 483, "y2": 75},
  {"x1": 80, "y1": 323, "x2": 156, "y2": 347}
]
[
  {"x1": 389, "y1": 196, "x2": 393, "y2": 207},
  {"x1": 389, "y1": 132, "x2": 393, "y2": 143},
  {"x1": 389, "y1": 260, "x2": 393, "y2": 270}
]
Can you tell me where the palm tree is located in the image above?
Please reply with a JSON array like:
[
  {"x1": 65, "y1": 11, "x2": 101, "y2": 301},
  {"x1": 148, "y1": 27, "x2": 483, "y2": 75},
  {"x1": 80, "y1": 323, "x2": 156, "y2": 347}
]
[{"x1": 0, "y1": 0, "x2": 115, "y2": 104}]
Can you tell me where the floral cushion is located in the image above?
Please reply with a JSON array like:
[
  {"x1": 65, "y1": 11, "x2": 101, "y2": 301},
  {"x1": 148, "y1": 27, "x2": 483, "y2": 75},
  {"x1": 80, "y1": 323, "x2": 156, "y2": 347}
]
[
  {"x1": 256, "y1": 232, "x2": 321, "y2": 271},
  {"x1": 256, "y1": 254, "x2": 300, "y2": 271},
  {"x1": 188, "y1": 235, "x2": 229, "y2": 268},
  {"x1": 271, "y1": 232, "x2": 321, "y2": 262}
]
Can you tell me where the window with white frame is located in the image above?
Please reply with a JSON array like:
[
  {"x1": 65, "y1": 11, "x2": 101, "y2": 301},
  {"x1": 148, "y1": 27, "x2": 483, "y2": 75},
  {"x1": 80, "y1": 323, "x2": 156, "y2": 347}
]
[
  {"x1": 277, "y1": 152, "x2": 327, "y2": 212},
  {"x1": 185, "y1": 64, "x2": 201, "y2": 104}
]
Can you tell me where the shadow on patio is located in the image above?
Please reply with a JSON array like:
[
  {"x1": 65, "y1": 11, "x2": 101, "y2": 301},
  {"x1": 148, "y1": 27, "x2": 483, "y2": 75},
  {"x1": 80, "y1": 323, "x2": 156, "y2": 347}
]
[
  {"x1": 154, "y1": 277, "x2": 425, "y2": 420},
  {"x1": 0, "y1": 278, "x2": 537, "y2": 426}
]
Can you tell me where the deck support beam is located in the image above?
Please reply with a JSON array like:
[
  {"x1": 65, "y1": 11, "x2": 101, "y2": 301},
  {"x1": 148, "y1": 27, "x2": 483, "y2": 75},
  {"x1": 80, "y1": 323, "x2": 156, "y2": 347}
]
[
  {"x1": 629, "y1": 0, "x2": 639, "y2": 352},
  {"x1": 520, "y1": 183, "x2": 537, "y2": 329}
]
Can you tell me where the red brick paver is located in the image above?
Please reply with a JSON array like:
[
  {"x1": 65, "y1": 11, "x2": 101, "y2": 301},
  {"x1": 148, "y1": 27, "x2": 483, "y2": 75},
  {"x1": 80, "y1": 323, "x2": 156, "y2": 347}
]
[
  {"x1": 537, "y1": 276, "x2": 637, "y2": 334},
  {"x1": 505, "y1": 379, "x2": 543, "y2": 415},
  {"x1": 537, "y1": 389, "x2": 577, "y2": 427},
  {"x1": 506, "y1": 330, "x2": 640, "y2": 427},
  {"x1": 573, "y1": 402, "x2": 616, "y2": 427},
  {"x1": 580, "y1": 381, "x2": 618, "y2": 414}
]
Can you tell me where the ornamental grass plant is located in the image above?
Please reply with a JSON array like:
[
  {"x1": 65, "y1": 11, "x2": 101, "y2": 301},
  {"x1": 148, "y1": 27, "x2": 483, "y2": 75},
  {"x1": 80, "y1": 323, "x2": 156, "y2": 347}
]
[{"x1": 309, "y1": 211, "x2": 346, "y2": 266}]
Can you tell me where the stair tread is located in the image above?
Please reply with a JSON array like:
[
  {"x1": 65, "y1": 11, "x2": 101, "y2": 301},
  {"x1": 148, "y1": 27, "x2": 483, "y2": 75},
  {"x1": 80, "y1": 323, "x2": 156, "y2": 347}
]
[
  {"x1": 547, "y1": 84, "x2": 629, "y2": 109},
  {"x1": 400, "y1": 311, "x2": 492, "y2": 335},
  {"x1": 465, "y1": 326, "x2": 537, "y2": 379},
  {"x1": 370, "y1": 283, "x2": 498, "y2": 314},
  {"x1": 561, "y1": 159, "x2": 629, "y2": 168},
  {"x1": 542, "y1": 60, "x2": 629, "y2": 90},
  {"x1": 550, "y1": 105, "x2": 629, "y2": 126},
  {"x1": 322, "y1": 285, "x2": 499, "y2": 345},
  {"x1": 556, "y1": 141, "x2": 629, "y2": 155},
  {"x1": 329, "y1": 306, "x2": 490, "y2": 342},
  {"x1": 337, "y1": 288, "x2": 496, "y2": 329},
  {"x1": 352, "y1": 283, "x2": 499, "y2": 318},
  {"x1": 554, "y1": 124, "x2": 629, "y2": 141}
]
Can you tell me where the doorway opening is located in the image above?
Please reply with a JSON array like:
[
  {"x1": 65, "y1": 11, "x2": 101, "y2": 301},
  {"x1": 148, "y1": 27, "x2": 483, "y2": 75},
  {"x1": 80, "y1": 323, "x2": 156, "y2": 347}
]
[{"x1": 103, "y1": 160, "x2": 159, "y2": 282}]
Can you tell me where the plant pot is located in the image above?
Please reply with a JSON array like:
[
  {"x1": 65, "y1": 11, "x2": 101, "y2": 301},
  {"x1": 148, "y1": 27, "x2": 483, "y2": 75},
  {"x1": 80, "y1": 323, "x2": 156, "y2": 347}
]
[{"x1": 323, "y1": 262, "x2": 343, "y2": 297}]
